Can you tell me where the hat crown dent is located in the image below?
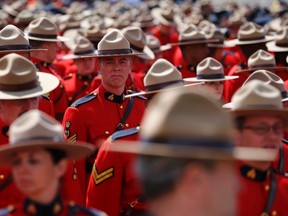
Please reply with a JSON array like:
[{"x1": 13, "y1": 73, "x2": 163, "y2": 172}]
[
  {"x1": 248, "y1": 49, "x2": 276, "y2": 67},
  {"x1": 238, "y1": 22, "x2": 265, "y2": 40},
  {"x1": 244, "y1": 70, "x2": 286, "y2": 93},
  {"x1": 146, "y1": 35, "x2": 161, "y2": 50},
  {"x1": 180, "y1": 24, "x2": 206, "y2": 41},
  {"x1": 275, "y1": 27, "x2": 288, "y2": 45},
  {"x1": 0, "y1": 24, "x2": 29, "y2": 46},
  {"x1": 141, "y1": 89, "x2": 233, "y2": 143},
  {"x1": 10, "y1": 110, "x2": 64, "y2": 145},
  {"x1": 98, "y1": 29, "x2": 130, "y2": 51},
  {"x1": 0, "y1": 53, "x2": 37, "y2": 85},
  {"x1": 72, "y1": 36, "x2": 94, "y2": 54},
  {"x1": 122, "y1": 27, "x2": 146, "y2": 49},
  {"x1": 197, "y1": 57, "x2": 224, "y2": 75},
  {"x1": 28, "y1": 17, "x2": 58, "y2": 36},
  {"x1": 232, "y1": 80, "x2": 283, "y2": 111},
  {"x1": 144, "y1": 58, "x2": 182, "y2": 86}
]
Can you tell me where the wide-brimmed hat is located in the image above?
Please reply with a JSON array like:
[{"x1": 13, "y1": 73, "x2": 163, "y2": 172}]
[
  {"x1": 109, "y1": 88, "x2": 277, "y2": 161},
  {"x1": 236, "y1": 49, "x2": 287, "y2": 73},
  {"x1": 2, "y1": 0, "x2": 26, "y2": 17},
  {"x1": 121, "y1": 26, "x2": 155, "y2": 60},
  {"x1": 0, "y1": 25, "x2": 46, "y2": 53},
  {"x1": 204, "y1": 24, "x2": 235, "y2": 48},
  {"x1": 169, "y1": 24, "x2": 219, "y2": 46},
  {"x1": 184, "y1": 57, "x2": 239, "y2": 82},
  {"x1": 146, "y1": 35, "x2": 171, "y2": 53},
  {"x1": 229, "y1": 80, "x2": 288, "y2": 120},
  {"x1": 230, "y1": 22, "x2": 274, "y2": 45},
  {"x1": 0, "y1": 110, "x2": 94, "y2": 167},
  {"x1": 0, "y1": 53, "x2": 59, "y2": 100},
  {"x1": 243, "y1": 70, "x2": 288, "y2": 102},
  {"x1": 60, "y1": 36, "x2": 97, "y2": 60},
  {"x1": 223, "y1": 70, "x2": 288, "y2": 109},
  {"x1": 151, "y1": 6, "x2": 176, "y2": 26},
  {"x1": 96, "y1": 29, "x2": 144, "y2": 57},
  {"x1": 13, "y1": 9, "x2": 35, "y2": 27},
  {"x1": 266, "y1": 27, "x2": 288, "y2": 52},
  {"x1": 78, "y1": 23, "x2": 106, "y2": 45},
  {"x1": 26, "y1": 17, "x2": 69, "y2": 42},
  {"x1": 126, "y1": 58, "x2": 202, "y2": 98}
]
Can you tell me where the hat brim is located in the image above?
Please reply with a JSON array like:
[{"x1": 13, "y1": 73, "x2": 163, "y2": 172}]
[
  {"x1": 132, "y1": 46, "x2": 155, "y2": 60},
  {"x1": 0, "y1": 48, "x2": 47, "y2": 53},
  {"x1": 169, "y1": 39, "x2": 219, "y2": 46},
  {"x1": 230, "y1": 37, "x2": 273, "y2": 45},
  {"x1": 230, "y1": 109, "x2": 288, "y2": 122},
  {"x1": 95, "y1": 52, "x2": 146, "y2": 58},
  {"x1": 27, "y1": 35, "x2": 70, "y2": 42},
  {"x1": 184, "y1": 75, "x2": 239, "y2": 82},
  {"x1": 60, "y1": 50, "x2": 98, "y2": 60},
  {"x1": 236, "y1": 66, "x2": 288, "y2": 73},
  {"x1": 208, "y1": 40, "x2": 236, "y2": 48},
  {"x1": 0, "y1": 140, "x2": 95, "y2": 167},
  {"x1": 108, "y1": 140, "x2": 278, "y2": 161},
  {"x1": 0, "y1": 72, "x2": 59, "y2": 100},
  {"x1": 125, "y1": 82, "x2": 203, "y2": 98},
  {"x1": 266, "y1": 41, "x2": 288, "y2": 52}
]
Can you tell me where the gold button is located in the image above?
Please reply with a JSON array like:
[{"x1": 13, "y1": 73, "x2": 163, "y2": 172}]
[
  {"x1": 120, "y1": 105, "x2": 123, "y2": 109},
  {"x1": 84, "y1": 82, "x2": 89, "y2": 86},
  {"x1": 272, "y1": 210, "x2": 277, "y2": 216},
  {"x1": 125, "y1": 123, "x2": 129, "y2": 127},
  {"x1": 68, "y1": 97, "x2": 72, "y2": 101},
  {"x1": 105, "y1": 131, "x2": 109, "y2": 135},
  {"x1": 93, "y1": 92, "x2": 97, "y2": 96},
  {"x1": 60, "y1": 84, "x2": 63, "y2": 88},
  {"x1": 264, "y1": 185, "x2": 270, "y2": 191},
  {"x1": 0, "y1": 175, "x2": 4, "y2": 179}
]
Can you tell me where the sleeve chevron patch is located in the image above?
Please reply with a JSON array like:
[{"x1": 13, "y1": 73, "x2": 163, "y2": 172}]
[{"x1": 92, "y1": 164, "x2": 114, "y2": 185}]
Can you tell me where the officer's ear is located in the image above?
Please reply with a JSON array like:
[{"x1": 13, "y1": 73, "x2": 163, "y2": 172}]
[{"x1": 55, "y1": 159, "x2": 67, "y2": 178}]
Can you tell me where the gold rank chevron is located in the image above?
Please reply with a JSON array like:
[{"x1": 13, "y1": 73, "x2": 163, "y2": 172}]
[
  {"x1": 92, "y1": 164, "x2": 114, "y2": 185},
  {"x1": 68, "y1": 134, "x2": 77, "y2": 144}
]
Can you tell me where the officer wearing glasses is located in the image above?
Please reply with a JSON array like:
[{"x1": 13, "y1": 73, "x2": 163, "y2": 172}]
[{"x1": 229, "y1": 80, "x2": 288, "y2": 216}]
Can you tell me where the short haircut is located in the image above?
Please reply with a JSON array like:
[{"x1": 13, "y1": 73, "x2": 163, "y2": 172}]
[
  {"x1": 137, "y1": 155, "x2": 216, "y2": 200},
  {"x1": 45, "y1": 148, "x2": 67, "y2": 164}
]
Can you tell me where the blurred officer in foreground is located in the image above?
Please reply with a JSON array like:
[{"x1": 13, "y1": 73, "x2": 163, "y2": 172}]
[
  {"x1": 0, "y1": 110, "x2": 106, "y2": 216},
  {"x1": 109, "y1": 87, "x2": 277, "y2": 216}
]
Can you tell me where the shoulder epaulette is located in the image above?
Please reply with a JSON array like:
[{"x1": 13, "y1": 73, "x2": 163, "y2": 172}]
[
  {"x1": 71, "y1": 93, "x2": 98, "y2": 108},
  {"x1": 282, "y1": 138, "x2": 288, "y2": 145},
  {"x1": 63, "y1": 73, "x2": 73, "y2": 80},
  {"x1": 68, "y1": 202, "x2": 107, "y2": 216},
  {"x1": 40, "y1": 95, "x2": 51, "y2": 101},
  {"x1": 0, "y1": 205, "x2": 14, "y2": 216},
  {"x1": 108, "y1": 127, "x2": 140, "y2": 142}
]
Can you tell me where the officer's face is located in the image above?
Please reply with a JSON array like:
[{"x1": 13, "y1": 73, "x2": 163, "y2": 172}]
[
  {"x1": 74, "y1": 57, "x2": 97, "y2": 75},
  {"x1": 12, "y1": 149, "x2": 66, "y2": 199},
  {"x1": 99, "y1": 56, "x2": 132, "y2": 90},
  {"x1": 203, "y1": 81, "x2": 224, "y2": 100},
  {"x1": 0, "y1": 97, "x2": 39, "y2": 125},
  {"x1": 182, "y1": 43, "x2": 209, "y2": 65},
  {"x1": 41, "y1": 42, "x2": 59, "y2": 63},
  {"x1": 234, "y1": 115, "x2": 283, "y2": 169}
]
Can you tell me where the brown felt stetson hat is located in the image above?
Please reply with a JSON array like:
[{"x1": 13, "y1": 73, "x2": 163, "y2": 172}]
[
  {"x1": 0, "y1": 110, "x2": 94, "y2": 167},
  {"x1": 96, "y1": 29, "x2": 144, "y2": 57},
  {"x1": 109, "y1": 88, "x2": 277, "y2": 161},
  {"x1": 121, "y1": 26, "x2": 155, "y2": 60},
  {"x1": 146, "y1": 35, "x2": 171, "y2": 53},
  {"x1": 229, "y1": 80, "x2": 288, "y2": 121},
  {"x1": 266, "y1": 27, "x2": 288, "y2": 52},
  {"x1": 184, "y1": 57, "x2": 239, "y2": 82},
  {"x1": 243, "y1": 70, "x2": 288, "y2": 102},
  {"x1": 230, "y1": 22, "x2": 274, "y2": 46},
  {"x1": 169, "y1": 24, "x2": 219, "y2": 46},
  {"x1": 126, "y1": 58, "x2": 202, "y2": 98},
  {"x1": 26, "y1": 17, "x2": 69, "y2": 42},
  {"x1": 236, "y1": 49, "x2": 287, "y2": 73},
  {"x1": 60, "y1": 36, "x2": 97, "y2": 60},
  {"x1": 223, "y1": 70, "x2": 288, "y2": 109},
  {"x1": 0, "y1": 53, "x2": 59, "y2": 100},
  {"x1": 0, "y1": 25, "x2": 46, "y2": 53}
]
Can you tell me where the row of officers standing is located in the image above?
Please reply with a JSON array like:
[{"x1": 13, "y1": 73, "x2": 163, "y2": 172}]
[{"x1": 1, "y1": 2, "x2": 288, "y2": 216}]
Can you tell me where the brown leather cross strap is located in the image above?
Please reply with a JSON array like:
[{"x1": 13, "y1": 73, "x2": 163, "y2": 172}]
[{"x1": 0, "y1": 174, "x2": 13, "y2": 192}]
